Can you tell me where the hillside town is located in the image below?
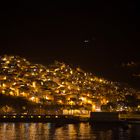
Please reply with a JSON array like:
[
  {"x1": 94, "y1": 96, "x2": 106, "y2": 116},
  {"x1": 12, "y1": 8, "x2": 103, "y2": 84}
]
[{"x1": 0, "y1": 55, "x2": 140, "y2": 115}]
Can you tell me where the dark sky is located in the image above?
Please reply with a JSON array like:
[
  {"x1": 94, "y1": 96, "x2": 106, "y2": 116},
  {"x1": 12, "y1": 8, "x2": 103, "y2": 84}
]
[{"x1": 0, "y1": 1, "x2": 139, "y2": 88}]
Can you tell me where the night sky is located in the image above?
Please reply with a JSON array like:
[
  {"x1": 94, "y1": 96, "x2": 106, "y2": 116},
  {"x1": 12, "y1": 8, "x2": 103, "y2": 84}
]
[{"x1": 0, "y1": 1, "x2": 139, "y2": 88}]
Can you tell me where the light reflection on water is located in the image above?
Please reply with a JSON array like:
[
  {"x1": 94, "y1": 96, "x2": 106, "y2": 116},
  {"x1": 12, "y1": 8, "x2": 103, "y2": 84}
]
[{"x1": 0, "y1": 123, "x2": 140, "y2": 140}]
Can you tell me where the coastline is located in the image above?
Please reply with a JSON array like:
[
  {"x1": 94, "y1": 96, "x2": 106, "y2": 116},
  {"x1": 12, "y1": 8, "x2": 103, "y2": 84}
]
[{"x1": 0, "y1": 113, "x2": 140, "y2": 124}]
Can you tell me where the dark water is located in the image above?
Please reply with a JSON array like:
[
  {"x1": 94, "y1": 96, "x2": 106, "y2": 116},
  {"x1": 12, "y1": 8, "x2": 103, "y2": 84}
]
[{"x1": 0, "y1": 123, "x2": 140, "y2": 140}]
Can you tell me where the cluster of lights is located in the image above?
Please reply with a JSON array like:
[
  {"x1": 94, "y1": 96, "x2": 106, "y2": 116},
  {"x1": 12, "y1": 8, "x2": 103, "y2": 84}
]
[{"x1": 0, "y1": 55, "x2": 139, "y2": 113}]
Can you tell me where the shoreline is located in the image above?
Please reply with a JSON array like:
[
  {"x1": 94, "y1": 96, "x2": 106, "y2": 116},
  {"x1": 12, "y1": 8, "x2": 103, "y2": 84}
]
[{"x1": 0, "y1": 114, "x2": 140, "y2": 124}]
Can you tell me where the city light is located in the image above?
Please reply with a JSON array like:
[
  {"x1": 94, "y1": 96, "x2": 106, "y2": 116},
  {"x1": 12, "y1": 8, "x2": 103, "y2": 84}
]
[{"x1": 0, "y1": 55, "x2": 139, "y2": 115}]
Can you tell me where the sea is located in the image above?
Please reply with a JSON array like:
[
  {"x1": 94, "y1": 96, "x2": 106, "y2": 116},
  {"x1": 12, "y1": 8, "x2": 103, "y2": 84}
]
[{"x1": 0, "y1": 122, "x2": 140, "y2": 140}]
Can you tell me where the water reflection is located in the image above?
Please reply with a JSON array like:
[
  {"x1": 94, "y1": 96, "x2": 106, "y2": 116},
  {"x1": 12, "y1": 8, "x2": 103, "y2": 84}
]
[{"x1": 0, "y1": 123, "x2": 140, "y2": 140}]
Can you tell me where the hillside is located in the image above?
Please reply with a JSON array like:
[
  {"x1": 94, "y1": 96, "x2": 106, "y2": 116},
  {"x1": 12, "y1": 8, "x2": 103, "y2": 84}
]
[{"x1": 0, "y1": 55, "x2": 139, "y2": 114}]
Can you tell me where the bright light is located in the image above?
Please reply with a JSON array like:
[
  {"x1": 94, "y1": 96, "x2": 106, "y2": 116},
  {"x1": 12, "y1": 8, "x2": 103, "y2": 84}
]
[
  {"x1": 30, "y1": 97, "x2": 35, "y2": 101},
  {"x1": 92, "y1": 104, "x2": 96, "y2": 111},
  {"x1": 46, "y1": 96, "x2": 49, "y2": 100}
]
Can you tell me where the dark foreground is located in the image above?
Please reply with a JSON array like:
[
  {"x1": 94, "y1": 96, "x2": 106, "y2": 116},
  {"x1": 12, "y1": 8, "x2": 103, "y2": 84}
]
[{"x1": 0, "y1": 122, "x2": 140, "y2": 140}]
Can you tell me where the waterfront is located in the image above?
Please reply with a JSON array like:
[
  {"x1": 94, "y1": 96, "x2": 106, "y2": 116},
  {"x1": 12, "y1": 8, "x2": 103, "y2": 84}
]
[{"x1": 0, "y1": 123, "x2": 140, "y2": 140}]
